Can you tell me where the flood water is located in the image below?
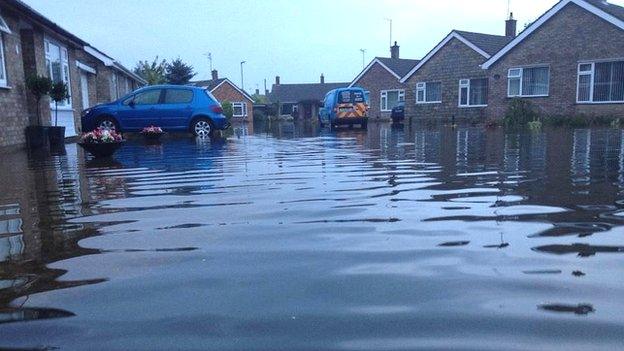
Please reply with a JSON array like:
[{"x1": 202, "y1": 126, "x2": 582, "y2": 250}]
[{"x1": 1, "y1": 121, "x2": 624, "y2": 350}]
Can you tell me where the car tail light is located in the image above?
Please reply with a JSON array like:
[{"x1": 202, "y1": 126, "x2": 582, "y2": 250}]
[{"x1": 211, "y1": 105, "x2": 224, "y2": 114}]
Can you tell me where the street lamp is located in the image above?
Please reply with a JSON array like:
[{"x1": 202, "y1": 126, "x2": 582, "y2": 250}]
[
  {"x1": 359, "y1": 49, "x2": 366, "y2": 69},
  {"x1": 240, "y1": 61, "x2": 246, "y2": 91}
]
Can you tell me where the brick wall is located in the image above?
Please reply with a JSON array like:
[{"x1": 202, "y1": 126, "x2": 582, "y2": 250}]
[
  {"x1": 0, "y1": 8, "x2": 31, "y2": 147},
  {"x1": 404, "y1": 38, "x2": 488, "y2": 121},
  {"x1": 212, "y1": 81, "x2": 254, "y2": 120},
  {"x1": 352, "y1": 62, "x2": 408, "y2": 120},
  {"x1": 487, "y1": 3, "x2": 624, "y2": 118}
]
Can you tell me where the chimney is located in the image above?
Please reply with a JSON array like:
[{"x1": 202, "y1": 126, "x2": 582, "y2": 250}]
[
  {"x1": 275, "y1": 76, "x2": 280, "y2": 85},
  {"x1": 505, "y1": 12, "x2": 517, "y2": 38},
  {"x1": 320, "y1": 74, "x2": 325, "y2": 84},
  {"x1": 390, "y1": 41, "x2": 400, "y2": 59},
  {"x1": 265, "y1": 89, "x2": 269, "y2": 96},
  {"x1": 255, "y1": 88, "x2": 260, "y2": 95},
  {"x1": 211, "y1": 69, "x2": 218, "y2": 80}
]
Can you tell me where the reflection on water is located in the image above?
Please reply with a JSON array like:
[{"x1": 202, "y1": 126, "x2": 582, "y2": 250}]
[{"x1": 1, "y1": 122, "x2": 624, "y2": 349}]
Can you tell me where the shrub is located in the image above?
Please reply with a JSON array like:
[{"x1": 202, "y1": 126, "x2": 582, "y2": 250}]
[
  {"x1": 504, "y1": 98, "x2": 538, "y2": 127},
  {"x1": 221, "y1": 101, "x2": 233, "y2": 120},
  {"x1": 50, "y1": 81, "x2": 69, "y2": 127},
  {"x1": 610, "y1": 118, "x2": 621, "y2": 129},
  {"x1": 25, "y1": 75, "x2": 53, "y2": 126}
]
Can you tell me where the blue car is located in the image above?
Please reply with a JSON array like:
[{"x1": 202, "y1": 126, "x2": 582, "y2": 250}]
[
  {"x1": 81, "y1": 85, "x2": 230, "y2": 137},
  {"x1": 319, "y1": 87, "x2": 368, "y2": 129}
]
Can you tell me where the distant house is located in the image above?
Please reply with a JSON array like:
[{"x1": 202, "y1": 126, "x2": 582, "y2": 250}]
[
  {"x1": 269, "y1": 75, "x2": 349, "y2": 119},
  {"x1": 482, "y1": 0, "x2": 624, "y2": 118},
  {"x1": 191, "y1": 70, "x2": 254, "y2": 120},
  {"x1": 349, "y1": 42, "x2": 420, "y2": 120},
  {"x1": 0, "y1": 0, "x2": 145, "y2": 147},
  {"x1": 400, "y1": 27, "x2": 514, "y2": 120}
]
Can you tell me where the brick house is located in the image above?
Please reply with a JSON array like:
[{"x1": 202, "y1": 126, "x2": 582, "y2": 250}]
[
  {"x1": 269, "y1": 75, "x2": 349, "y2": 119},
  {"x1": 0, "y1": 0, "x2": 144, "y2": 148},
  {"x1": 349, "y1": 42, "x2": 419, "y2": 120},
  {"x1": 191, "y1": 70, "x2": 254, "y2": 120},
  {"x1": 77, "y1": 46, "x2": 145, "y2": 109},
  {"x1": 482, "y1": 0, "x2": 624, "y2": 118},
  {"x1": 400, "y1": 29, "x2": 514, "y2": 121}
]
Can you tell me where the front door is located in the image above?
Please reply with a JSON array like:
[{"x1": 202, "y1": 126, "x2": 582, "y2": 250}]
[
  {"x1": 80, "y1": 72, "x2": 89, "y2": 110},
  {"x1": 117, "y1": 89, "x2": 163, "y2": 131}
]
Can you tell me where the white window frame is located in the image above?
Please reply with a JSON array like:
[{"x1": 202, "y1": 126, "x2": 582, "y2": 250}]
[
  {"x1": 458, "y1": 78, "x2": 488, "y2": 108},
  {"x1": 380, "y1": 89, "x2": 405, "y2": 112},
  {"x1": 507, "y1": 66, "x2": 550, "y2": 98},
  {"x1": 0, "y1": 34, "x2": 7, "y2": 87},
  {"x1": 44, "y1": 37, "x2": 72, "y2": 108},
  {"x1": 232, "y1": 101, "x2": 247, "y2": 117},
  {"x1": 416, "y1": 82, "x2": 442, "y2": 104},
  {"x1": 576, "y1": 60, "x2": 624, "y2": 104}
]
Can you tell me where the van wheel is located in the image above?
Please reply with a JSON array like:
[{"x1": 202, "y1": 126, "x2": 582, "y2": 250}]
[
  {"x1": 97, "y1": 116, "x2": 119, "y2": 132},
  {"x1": 192, "y1": 118, "x2": 213, "y2": 137}
]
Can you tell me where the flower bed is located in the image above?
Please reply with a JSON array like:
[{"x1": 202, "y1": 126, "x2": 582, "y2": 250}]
[{"x1": 141, "y1": 125, "x2": 165, "y2": 141}]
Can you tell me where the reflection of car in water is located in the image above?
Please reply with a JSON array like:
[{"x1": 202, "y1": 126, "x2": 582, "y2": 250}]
[
  {"x1": 81, "y1": 85, "x2": 230, "y2": 137},
  {"x1": 319, "y1": 87, "x2": 368, "y2": 129},
  {"x1": 391, "y1": 101, "x2": 405, "y2": 124}
]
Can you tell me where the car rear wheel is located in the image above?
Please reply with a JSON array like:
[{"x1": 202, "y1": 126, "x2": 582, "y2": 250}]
[
  {"x1": 193, "y1": 118, "x2": 213, "y2": 137},
  {"x1": 97, "y1": 116, "x2": 119, "y2": 132}
]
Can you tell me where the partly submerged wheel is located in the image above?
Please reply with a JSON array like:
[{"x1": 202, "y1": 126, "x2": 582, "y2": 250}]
[
  {"x1": 97, "y1": 116, "x2": 119, "y2": 132},
  {"x1": 193, "y1": 118, "x2": 213, "y2": 137}
]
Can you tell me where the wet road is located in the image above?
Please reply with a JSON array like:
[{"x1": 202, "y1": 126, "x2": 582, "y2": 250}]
[{"x1": 1, "y1": 121, "x2": 624, "y2": 350}]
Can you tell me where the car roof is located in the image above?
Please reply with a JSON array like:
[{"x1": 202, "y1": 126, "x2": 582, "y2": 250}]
[{"x1": 136, "y1": 84, "x2": 202, "y2": 92}]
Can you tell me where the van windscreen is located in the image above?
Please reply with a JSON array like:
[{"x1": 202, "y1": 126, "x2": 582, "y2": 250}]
[{"x1": 338, "y1": 90, "x2": 365, "y2": 104}]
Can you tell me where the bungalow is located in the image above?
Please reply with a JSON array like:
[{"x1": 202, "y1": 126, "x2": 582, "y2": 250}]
[
  {"x1": 269, "y1": 75, "x2": 349, "y2": 119},
  {"x1": 0, "y1": 0, "x2": 144, "y2": 148},
  {"x1": 400, "y1": 24, "x2": 515, "y2": 121},
  {"x1": 349, "y1": 42, "x2": 420, "y2": 120},
  {"x1": 482, "y1": 0, "x2": 624, "y2": 118},
  {"x1": 77, "y1": 46, "x2": 145, "y2": 109},
  {"x1": 191, "y1": 70, "x2": 254, "y2": 120}
]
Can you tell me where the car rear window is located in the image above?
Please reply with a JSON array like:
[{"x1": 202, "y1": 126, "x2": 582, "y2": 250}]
[
  {"x1": 338, "y1": 90, "x2": 365, "y2": 103},
  {"x1": 164, "y1": 89, "x2": 193, "y2": 104}
]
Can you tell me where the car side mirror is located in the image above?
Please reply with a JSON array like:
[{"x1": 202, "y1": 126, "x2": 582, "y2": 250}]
[{"x1": 128, "y1": 100, "x2": 135, "y2": 108}]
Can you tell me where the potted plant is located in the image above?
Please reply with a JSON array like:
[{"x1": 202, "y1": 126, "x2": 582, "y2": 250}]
[
  {"x1": 140, "y1": 125, "x2": 165, "y2": 141},
  {"x1": 49, "y1": 81, "x2": 69, "y2": 146},
  {"x1": 25, "y1": 75, "x2": 53, "y2": 149},
  {"x1": 78, "y1": 128, "x2": 124, "y2": 158}
]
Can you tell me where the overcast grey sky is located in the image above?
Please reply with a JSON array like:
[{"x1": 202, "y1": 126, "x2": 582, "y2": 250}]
[{"x1": 23, "y1": 0, "x2": 624, "y2": 91}]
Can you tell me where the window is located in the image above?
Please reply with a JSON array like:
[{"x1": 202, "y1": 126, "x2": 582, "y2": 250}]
[
  {"x1": 416, "y1": 82, "x2": 441, "y2": 104},
  {"x1": 45, "y1": 38, "x2": 71, "y2": 106},
  {"x1": 133, "y1": 89, "x2": 161, "y2": 105},
  {"x1": 459, "y1": 78, "x2": 488, "y2": 107},
  {"x1": 507, "y1": 66, "x2": 550, "y2": 97},
  {"x1": 0, "y1": 34, "x2": 6, "y2": 87},
  {"x1": 232, "y1": 102, "x2": 248, "y2": 117},
  {"x1": 577, "y1": 61, "x2": 624, "y2": 104},
  {"x1": 281, "y1": 103, "x2": 294, "y2": 115},
  {"x1": 164, "y1": 89, "x2": 193, "y2": 104},
  {"x1": 380, "y1": 89, "x2": 405, "y2": 111}
]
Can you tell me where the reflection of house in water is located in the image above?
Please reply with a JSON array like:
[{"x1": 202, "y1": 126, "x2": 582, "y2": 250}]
[{"x1": 572, "y1": 129, "x2": 591, "y2": 186}]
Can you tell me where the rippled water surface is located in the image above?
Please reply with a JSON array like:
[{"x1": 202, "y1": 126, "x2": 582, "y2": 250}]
[{"x1": 2, "y1": 122, "x2": 624, "y2": 350}]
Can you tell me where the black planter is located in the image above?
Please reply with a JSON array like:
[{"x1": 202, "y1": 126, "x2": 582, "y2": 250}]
[
  {"x1": 78, "y1": 142, "x2": 123, "y2": 158},
  {"x1": 142, "y1": 132, "x2": 164, "y2": 141},
  {"x1": 48, "y1": 126, "x2": 66, "y2": 146},
  {"x1": 25, "y1": 126, "x2": 49, "y2": 150}
]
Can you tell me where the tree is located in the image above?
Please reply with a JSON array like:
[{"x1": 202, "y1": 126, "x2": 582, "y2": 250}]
[
  {"x1": 25, "y1": 75, "x2": 53, "y2": 125},
  {"x1": 251, "y1": 93, "x2": 268, "y2": 104},
  {"x1": 50, "y1": 81, "x2": 69, "y2": 127},
  {"x1": 165, "y1": 58, "x2": 196, "y2": 85},
  {"x1": 221, "y1": 101, "x2": 233, "y2": 120},
  {"x1": 133, "y1": 56, "x2": 167, "y2": 85}
]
